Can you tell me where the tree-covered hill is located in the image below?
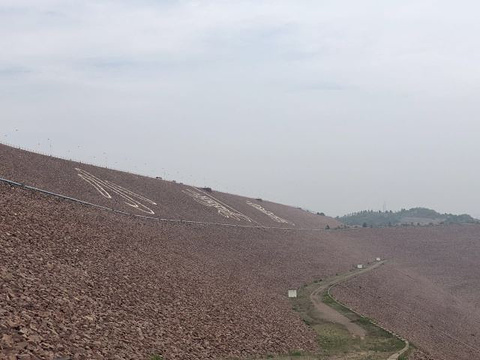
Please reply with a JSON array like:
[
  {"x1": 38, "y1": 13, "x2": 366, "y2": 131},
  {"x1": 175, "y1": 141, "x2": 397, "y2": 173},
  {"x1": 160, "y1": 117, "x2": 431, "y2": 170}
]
[{"x1": 338, "y1": 207, "x2": 479, "y2": 227}]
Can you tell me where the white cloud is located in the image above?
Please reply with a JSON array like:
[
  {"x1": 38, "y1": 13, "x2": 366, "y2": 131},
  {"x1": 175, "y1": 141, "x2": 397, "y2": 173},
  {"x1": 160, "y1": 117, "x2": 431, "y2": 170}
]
[{"x1": 1, "y1": 0, "x2": 480, "y2": 215}]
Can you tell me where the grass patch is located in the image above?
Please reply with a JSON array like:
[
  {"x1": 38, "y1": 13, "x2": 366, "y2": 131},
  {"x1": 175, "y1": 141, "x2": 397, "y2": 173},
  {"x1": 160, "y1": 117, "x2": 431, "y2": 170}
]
[
  {"x1": 318, "y1": 290, "x2": 405, "y2": 355},
  {"x1": 239, "y1": 267, "x2": 411, "y2": 360},
  {"x1": 260, "y1": 278, "x2": 406, "y2": 359},
  {"x1": 288, "y1": 350, "x2": 304, "y2": 356},
  {"x1": 398, "y1": 345, "x2": 416, "y2": 360}
]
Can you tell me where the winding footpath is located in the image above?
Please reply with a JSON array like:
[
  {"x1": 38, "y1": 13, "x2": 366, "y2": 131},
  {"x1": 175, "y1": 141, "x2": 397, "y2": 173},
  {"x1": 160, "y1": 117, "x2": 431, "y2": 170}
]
[{"x1": 309, "y1": 261, "x2": 410, "y2": 359}]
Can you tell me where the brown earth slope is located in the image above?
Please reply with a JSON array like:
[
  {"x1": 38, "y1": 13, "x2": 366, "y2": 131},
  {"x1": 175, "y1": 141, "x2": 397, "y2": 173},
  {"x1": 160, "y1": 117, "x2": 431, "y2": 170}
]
[
  {"x1": 2, "y1": 144, "x2": 480, "y2": 359},
  {"x1": 0, "y1": 144, "x2": 340, "y2": 229},
  {"x1": 330, "y1": 227, "x2": 480, "y2": 360},
  {"x1": 0, "y1": 183, "x2": 364, "y2": 359}
]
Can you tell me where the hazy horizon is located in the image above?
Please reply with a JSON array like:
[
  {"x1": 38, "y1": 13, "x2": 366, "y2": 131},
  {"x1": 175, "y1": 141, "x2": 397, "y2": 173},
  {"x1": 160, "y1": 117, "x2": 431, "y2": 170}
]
[{"x1": 1, "y1": 1, "x2": 480, "y2": 218}]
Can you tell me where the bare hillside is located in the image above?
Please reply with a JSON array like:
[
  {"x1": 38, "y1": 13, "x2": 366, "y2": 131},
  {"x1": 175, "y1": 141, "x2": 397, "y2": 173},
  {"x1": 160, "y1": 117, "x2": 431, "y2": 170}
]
[
  {"x1": 0, "y1": 144, "x2": 340, "y2": 230},
  {"x1": 2, "y1": 144, "x2": 480, "y2": 359}
]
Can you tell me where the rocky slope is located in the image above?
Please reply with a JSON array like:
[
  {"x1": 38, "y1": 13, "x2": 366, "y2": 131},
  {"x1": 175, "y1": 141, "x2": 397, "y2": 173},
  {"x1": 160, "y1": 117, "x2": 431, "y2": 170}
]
[{"x1": 2, "y1": 144, "x2": 480, "y2": 359}]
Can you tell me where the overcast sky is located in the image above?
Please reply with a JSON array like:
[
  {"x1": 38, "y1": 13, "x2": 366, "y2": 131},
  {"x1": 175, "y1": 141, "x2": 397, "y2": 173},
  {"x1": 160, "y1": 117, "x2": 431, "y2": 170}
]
[{"x1": 1, "y1": 0, "x2": 480, "y2": 217}]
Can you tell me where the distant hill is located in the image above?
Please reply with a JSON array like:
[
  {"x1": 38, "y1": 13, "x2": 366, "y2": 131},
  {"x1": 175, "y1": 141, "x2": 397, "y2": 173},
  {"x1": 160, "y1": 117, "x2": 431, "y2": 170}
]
[{"x1": 338, "y1": 207, "x2": 479, "y2": 227}]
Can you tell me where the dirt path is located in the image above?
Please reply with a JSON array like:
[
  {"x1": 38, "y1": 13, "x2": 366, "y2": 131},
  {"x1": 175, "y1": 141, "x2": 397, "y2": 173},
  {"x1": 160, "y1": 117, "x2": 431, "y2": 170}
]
[
  {"x1": 387, "y1": 341, "x2": 409, "y2": 360},
  {"x1": 309, "y1": 260, "x2": 411, "y2": 358},
  {"x1": 309, "y1": 262, "x2": 385, "y2": 339}
]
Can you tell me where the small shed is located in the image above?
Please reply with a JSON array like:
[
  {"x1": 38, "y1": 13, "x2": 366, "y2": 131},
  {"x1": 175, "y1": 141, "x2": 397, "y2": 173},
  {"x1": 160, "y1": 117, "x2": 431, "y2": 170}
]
[
  {"x1": 288, "y1": 290, "x2": 298, "y2": 298},
  {"x1": 376, "y1": 257, "x2": 381, "y2": 261},
  {"x1": 357, "y1": 264, "x2": 364, "y2": 269}
]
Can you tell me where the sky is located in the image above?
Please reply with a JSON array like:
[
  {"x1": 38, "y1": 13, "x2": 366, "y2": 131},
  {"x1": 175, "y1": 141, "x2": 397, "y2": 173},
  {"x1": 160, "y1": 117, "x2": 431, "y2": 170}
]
[{"x1": 1, "y1": 0, "x2": 480, "y2": 218}]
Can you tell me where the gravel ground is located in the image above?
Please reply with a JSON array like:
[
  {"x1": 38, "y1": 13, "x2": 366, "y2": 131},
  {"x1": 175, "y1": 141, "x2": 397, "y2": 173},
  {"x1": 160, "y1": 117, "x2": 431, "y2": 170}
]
[
  {"x1": 409, "y1": 350, "x2": 435, "y2": 360},
  {"x1": 1, "y1": 183, "x2": 325, "y2": 359},
  {"x1": 330, "y1": 227, "x2": 480, "y2": 360},
  {"x1": 0, "y1": 144, "x2": 339, "y2": 229},
  {"x1": 2, "y1": 144, "x2": 479, "y2": 360}
]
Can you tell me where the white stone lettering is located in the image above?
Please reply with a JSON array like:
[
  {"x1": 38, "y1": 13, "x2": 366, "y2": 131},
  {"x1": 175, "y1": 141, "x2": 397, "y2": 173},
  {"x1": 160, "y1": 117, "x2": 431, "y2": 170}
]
[
  {"x1": 246, "y1": 201, "x2": 294, "y2": 225},
  {"x1": 75, "y1": 168, "x2": 157, "y2": 215},
  {"x1": 182, "y1": 189, "x2": 252, "y2": 222}
]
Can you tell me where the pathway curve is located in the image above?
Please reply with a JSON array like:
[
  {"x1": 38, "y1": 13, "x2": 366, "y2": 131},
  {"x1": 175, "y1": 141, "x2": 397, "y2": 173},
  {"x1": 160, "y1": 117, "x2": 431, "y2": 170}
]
[
  {"x1": 309, "y1": 262, "x2": 385, "y2": 339},
  {"x1": 309, "y1": 260, "x2": 410, "y2": 358},
  {"x1": 387, "y1": 341, "x2": 410, "y2": 359}
]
